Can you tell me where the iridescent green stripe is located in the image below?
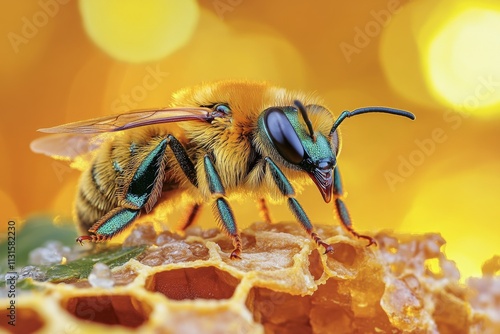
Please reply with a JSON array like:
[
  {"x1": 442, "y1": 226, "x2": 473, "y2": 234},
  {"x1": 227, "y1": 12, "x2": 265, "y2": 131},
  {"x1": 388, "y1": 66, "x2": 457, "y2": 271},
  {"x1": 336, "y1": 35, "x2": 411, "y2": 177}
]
[{"x1": 96, "y1": 209, "x2": 139, "y2": 236}]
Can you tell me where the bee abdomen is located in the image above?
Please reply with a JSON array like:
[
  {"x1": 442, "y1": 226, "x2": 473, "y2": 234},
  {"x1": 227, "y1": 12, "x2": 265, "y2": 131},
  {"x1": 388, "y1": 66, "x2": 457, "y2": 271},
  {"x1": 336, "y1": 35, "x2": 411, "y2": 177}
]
[{"x1": 75, "y1": 157, "x2": 121, "y2": 231}]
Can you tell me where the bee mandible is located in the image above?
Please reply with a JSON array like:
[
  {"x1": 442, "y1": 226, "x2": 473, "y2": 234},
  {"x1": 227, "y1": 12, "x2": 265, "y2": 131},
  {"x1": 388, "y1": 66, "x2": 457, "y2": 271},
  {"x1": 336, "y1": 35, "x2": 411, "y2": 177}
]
[{"x1": 31, "y1": 80, "x2": 414, "y2": 259}]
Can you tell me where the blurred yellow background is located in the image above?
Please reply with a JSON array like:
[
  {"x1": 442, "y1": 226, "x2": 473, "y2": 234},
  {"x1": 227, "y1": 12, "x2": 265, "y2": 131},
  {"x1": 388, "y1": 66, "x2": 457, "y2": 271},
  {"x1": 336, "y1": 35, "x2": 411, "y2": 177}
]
[{"x1": 1, "y1": 0, "x2": 499, "y2": 279}]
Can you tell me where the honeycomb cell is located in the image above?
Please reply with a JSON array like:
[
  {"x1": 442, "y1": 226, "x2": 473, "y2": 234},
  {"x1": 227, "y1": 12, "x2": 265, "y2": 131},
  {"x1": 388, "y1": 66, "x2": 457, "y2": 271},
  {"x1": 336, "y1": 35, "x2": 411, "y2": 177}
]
[
  {"x1": 324, "y1": 240, "x2": 373, "y2": 280},
  {"x1": 0, "y1": 307, "x2": 44, "y2": 334},
  {"x1": 63, "y1": 295, "x2": 151, "y2": 328},
  {"x1": 328, "y1": 241, "x2": 358, "y2": 266},
  {"x1": 308, "y1": 249, "x2": 324, "y2": 280},
  {"x1": 314, "y1": 273, "x2": 394, "y2": 333},
  {"x1": 146, "y1": 266, "x2": 240, "y2": 300},
  {"x1": 246, "y1": 287, "x2": 312, "y2": 334}
]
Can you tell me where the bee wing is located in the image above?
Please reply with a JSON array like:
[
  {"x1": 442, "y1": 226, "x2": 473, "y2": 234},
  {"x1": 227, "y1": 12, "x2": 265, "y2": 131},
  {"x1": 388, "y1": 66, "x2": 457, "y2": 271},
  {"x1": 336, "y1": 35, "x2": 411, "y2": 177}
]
[
  {"x1": 30, "y1": 133, "x2": 105, "y2": 158},
  {"x1": 37, "y1": 107, "x2": 214, "y2": 134}
]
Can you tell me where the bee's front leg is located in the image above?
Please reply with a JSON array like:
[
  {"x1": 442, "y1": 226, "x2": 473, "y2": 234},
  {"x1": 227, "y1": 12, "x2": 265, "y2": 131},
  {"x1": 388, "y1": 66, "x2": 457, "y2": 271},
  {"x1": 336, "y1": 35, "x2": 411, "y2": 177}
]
[
  {"x1": 264, "y1": 157, "x2": 334, "y2": 254},
  {"x1": 203, "y1": 154, "x2": 241, "y2": 259},
  {"x1": 333, "y1": 167, "x2": 376, "y2": 246}
]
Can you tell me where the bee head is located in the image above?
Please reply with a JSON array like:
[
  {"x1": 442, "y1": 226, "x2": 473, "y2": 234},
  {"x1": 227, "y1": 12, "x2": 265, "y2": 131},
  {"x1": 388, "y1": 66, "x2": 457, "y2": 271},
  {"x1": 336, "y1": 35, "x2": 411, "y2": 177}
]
[
  {"x1": 260, "y1": 101, "x2": 338, "y2": 203},
  {"x1": 260, "y1": 100, "x2": 415, "y2": 203}
]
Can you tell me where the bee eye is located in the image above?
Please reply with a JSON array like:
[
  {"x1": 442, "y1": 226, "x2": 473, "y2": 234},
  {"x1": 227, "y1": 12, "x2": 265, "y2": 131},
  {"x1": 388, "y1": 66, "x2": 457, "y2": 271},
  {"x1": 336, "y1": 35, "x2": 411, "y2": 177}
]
[
  {"x1": 264, "y1": 108, "x2": 305, "y2": 164},
  {"x1": 214, "y1": 104, "x2": 231, "y2": 114}
]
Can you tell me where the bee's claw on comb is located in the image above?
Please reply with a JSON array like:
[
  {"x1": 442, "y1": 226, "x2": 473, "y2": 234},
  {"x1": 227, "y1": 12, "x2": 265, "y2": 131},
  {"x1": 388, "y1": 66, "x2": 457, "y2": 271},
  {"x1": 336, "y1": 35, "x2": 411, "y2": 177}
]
[
  {"x1": 230, "y1": 250, "x2": 242, "y2": 260},
  {"x1": 322, "y1": 243, "x2": 334, "y2": 255},
  {"x1": 363, "y1": 236, "x2": 377, "y2": 247},
  {"x1": 76, "y1": 235, "x2": 92, "y2": 245}
]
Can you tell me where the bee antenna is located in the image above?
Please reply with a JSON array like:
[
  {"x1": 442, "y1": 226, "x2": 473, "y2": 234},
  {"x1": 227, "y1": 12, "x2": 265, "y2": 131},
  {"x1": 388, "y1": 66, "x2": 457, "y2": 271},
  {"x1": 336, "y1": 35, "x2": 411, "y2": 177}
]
[
  {"x1": 329, "y1": 107, "x2": 415, "y2": 136},
  {"x1": 294, "y1": 100, "x2": 316, "y2": 142}
]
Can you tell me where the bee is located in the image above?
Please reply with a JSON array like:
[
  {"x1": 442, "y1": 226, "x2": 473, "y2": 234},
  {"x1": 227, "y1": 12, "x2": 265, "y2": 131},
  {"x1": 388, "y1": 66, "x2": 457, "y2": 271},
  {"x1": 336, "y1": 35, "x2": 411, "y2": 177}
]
[{"x1": 31, "y1": 80, "x2": 414, "y2": 259}]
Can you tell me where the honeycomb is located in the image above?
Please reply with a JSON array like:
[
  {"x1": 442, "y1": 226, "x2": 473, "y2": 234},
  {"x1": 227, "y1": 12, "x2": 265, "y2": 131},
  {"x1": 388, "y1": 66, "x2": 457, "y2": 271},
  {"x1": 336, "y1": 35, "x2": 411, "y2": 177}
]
[{"x1": 1, "y1": 222, "x2": 499, "y2": 334}]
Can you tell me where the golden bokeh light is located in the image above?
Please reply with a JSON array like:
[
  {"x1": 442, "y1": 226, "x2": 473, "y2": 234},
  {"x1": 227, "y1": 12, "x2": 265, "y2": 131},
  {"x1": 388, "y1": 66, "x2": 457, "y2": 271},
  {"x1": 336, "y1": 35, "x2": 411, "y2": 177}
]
[
  {"x1": 155, "y1": 10, "x2": 308, "y2": 89},
  {"x1": 399, "y1": 163, "x2": 500, "y2": 278},
  {"x1": 79, "y1": 0, "x2": 199, "y2": 63},
  {"x1": 424, "y1": 6, "x2": 500, "y2": 117},
  {"x1": 380, "y1": 0, "x2": 500, "y2": 117},
  {"x1": 379, "y1": 0, "x2": 438, "y2": 109}
]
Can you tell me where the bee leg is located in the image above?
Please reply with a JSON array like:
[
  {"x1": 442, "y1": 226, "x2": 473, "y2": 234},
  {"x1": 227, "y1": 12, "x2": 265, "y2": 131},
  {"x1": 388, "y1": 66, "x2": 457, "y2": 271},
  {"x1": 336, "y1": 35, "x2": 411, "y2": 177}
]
[
  {"x1": 165, "y1": 135, "x2": 203, "y2": 231},
  {"x1": 78, "y1": 138, "x2": 171, "y2": 243},
  {"x1": 333, "y1": 167, "x2": 377, "y2": 247},
  {"x1": 178, "y1": 203, "x2": 202, "y2": 231},
  {"x1": 265, "y1": 157, "x2": 334, "y2": 254},
  {"x1": 257, "y1": 198, "x2": 273, "y2": 224},
  {"x1": 83, "y1": 207, "x2": 141, "y2": 242},
  {"x1": 204, "y1": 154, "x2": 242, "y2": 259},
  {"x1": 166, "y1": 134, "x2": 198, "y2": 186}
]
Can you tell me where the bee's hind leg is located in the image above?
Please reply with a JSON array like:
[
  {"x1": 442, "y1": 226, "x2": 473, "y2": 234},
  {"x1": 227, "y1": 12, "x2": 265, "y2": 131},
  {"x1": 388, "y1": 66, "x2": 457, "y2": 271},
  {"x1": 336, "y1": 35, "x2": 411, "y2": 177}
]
[
  {"x1": 77, "y1": 137, "x2": 171, "y2": 244},
  {"x1": 333, "y1": 166, "x2": 376, "y2": 246},
  {"x1": 257, "y1": 198, "x2": 273, "y2": 224},
  {"x1": 178, "y1": 203, "x2": 202, "y2": 231},
  {"x1": 264, "y1": 157, "x2": 334, "y2": 254},
  {"x1": 203, "y1": 154, "x2": 242, "y2": 259},
  {"x1": 79, "y1": 207, "x2": 141, "y2": 244}
]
